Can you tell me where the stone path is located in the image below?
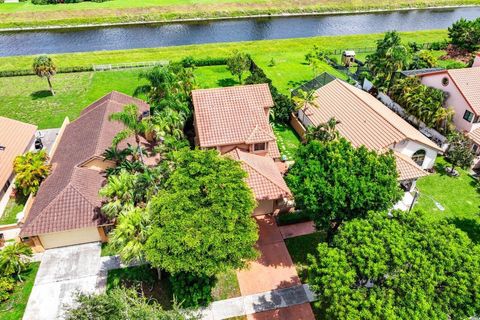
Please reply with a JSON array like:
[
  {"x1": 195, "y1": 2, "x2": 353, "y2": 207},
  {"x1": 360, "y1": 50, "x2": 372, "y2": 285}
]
[
  {"x1": 197, "y1": 284, "x2": 316, "y2": 320},
  {"x1": 279, "y1": 221, "x2": 316, "y2": 239}
]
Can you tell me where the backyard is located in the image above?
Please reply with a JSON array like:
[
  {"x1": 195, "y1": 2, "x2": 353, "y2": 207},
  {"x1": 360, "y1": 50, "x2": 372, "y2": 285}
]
[
  {"x1": 0, "y1": 1, "x2": 478, "y2": 29},
  {"x1": 0, "y1": 195, "x2": 26, "y2": 225}
]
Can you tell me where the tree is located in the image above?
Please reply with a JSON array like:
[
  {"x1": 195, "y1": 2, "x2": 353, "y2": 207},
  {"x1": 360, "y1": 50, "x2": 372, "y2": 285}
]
[
  {"x1": 13, "y1": 150, "x2": 51, "y2": 196},
  {"x1": 32, "y1": 55, "x2": 56, "y2": 96},
  {"x1": 292, "y1": 89, "x2": 320, "y2": 123},
  {"x1": 305, "y1": 118, "x2": 340, "y2": 143},
  {"x1": 286, "y1": 139, "x2": 402, "y2": 235},
  {"x1": 226, "y1": 50, "x2": 251, "y2": 83},
  {"x1": 448, "y1": 18, "x2": 480, "y2": 52},
  {"x1": 366, "y1": 31, "x2": 409, "y2": 91},
  {"x1": 144, "y1": 149, "x2": 258, "y2": 277},
  {"x1": 65, "y1": 287, "x2": 190, "y2": 320},
  {"x1": 0, "y1": 243, "x2": 32, "y2": 280},
  {"x1": 446, "y1": 132, "x2": 475, "y2": 170},
  {"x1": 109, "y1": 104, "x2": 148, "y2": 163},
  {"x1": 409, "y1": 50, "x2": 438, "y2": 69},
  {"x1": 307, "y1": 210, "x2": 480, "y2": 320}
]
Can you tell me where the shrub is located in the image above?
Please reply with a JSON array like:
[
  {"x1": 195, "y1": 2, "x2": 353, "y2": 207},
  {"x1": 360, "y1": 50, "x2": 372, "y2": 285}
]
[
  {"x1": 169, "y1": 272, "x2": 217, "y2": 308},
  {"x1": 277, "y1": 211, "x2": 311, "y2": 226},
  {"x1": 0, "y1": 277, "x2": 14, "y2": 302}
]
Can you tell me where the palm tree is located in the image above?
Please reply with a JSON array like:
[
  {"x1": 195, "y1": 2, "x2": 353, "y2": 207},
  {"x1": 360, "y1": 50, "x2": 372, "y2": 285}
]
[
  {"x1": 13, "y1": 150, "x2": 51, "y2": 196},
  {"x1": 99, "y1": 170, "x2": 136, "y2": 219},
  {"x1": 0, "y1": 243, "x2": 32, "y2": 281},
  {"x1": 33, "y1": 55, "x2": 57, "y2": 96},
  {"x1": 109, "y1": 104, "x2": 147, "y2": 163},
  {"x1": 305, "y1": 118, "x2": 340, "y2": 143},
  {"x1": 134, "y1": 66, "x2": 176, "y2": 108},
  {"x1": 293, "y1": 89, "x2": 320, "y2": 124}
]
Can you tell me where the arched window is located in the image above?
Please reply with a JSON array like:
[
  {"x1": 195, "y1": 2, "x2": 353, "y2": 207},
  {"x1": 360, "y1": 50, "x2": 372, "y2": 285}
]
[{"x1": 412, "y1": 149, "x2": 426, "y2": 166}]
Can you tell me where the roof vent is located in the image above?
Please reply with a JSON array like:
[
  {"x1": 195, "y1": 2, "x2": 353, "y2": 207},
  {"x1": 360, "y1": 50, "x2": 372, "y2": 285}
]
[{"x1": 0, "y1": 145, "x2": 5, "y2": 151}]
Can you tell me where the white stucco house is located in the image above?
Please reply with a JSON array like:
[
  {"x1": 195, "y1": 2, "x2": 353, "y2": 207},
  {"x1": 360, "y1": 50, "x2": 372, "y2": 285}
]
[{"x1": 292, "y1": 78, "x2": 442, "y2": 194}]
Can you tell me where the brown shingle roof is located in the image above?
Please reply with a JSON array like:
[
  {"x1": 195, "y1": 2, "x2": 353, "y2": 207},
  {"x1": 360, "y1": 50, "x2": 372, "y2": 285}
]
[
  {"x1": 0, "y1": 117, "x2": 37, "y2": 191},
  {"x1": 394, "y1": 152, "x2": 429, "y2": 181},
  {"x1": 20, "y1": 92, "x2": 149, "y2": 237},
  {"x1": 226, "y1": 148, "x2": 291, "y2": 201},
  {"x1": 192, "y1": 84, "x2": 276, "y2": 148},
  {"x1": 304, "y1": 79, "x2": 442, "y2": 152}
]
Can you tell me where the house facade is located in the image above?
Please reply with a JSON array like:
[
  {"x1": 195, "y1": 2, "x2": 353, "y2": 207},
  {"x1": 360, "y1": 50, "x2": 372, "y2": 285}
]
[
  {"x1": 192, "y1": 84, "x2": 291, "y2": 216},
  {"x1": 294, "y1": 79, "x2": 442, "y2": 192},
  {"x1": 0, "y1": 117, "x2": 37, "y2": 201},
  {"x1": 20, "y1": 92, "x2": 150, "y2": 252}
]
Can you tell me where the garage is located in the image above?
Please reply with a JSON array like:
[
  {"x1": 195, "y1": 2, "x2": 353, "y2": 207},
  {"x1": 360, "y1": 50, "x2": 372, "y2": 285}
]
[{"x1": 38, "y1": 227, "x2": 101, "y2": 249}]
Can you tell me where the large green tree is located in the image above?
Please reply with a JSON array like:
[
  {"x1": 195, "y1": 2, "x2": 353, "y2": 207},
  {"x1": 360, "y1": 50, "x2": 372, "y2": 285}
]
[
  {"x1": 446, "y1": 132, "x2": 475, "y2": 171},
  {"x1": 307, "y1": 210, "x2": 480, "y2": 320},
  {"x1": 144, "y1": 149, "x2": 258, "y2": 277},
  {"x1": 286, "y1": 139, "x2": 402, "y2": 234},
  {"x1": 448, "y1": 17, "x2": 480, "y2": 52}
]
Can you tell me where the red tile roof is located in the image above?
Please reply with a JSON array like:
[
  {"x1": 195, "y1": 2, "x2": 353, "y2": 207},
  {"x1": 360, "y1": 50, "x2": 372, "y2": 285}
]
[
  {"x1": 226, "y1": 148, "x2": 291, "y2": 201},
  {"x1": 394, "y1": 152, "x2": 429, "y2": 181},
  {"x1": 192, "y1": 84, "x2": 278, "y2": 155},
  {"x1": 20, "y1": 92, "x2": 150, "y2": 237}
]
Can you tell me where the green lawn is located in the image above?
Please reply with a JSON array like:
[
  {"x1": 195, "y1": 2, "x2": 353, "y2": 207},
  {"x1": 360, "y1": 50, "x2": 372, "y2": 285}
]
[
  {"x1": 0, "y1": 262, "x2": 40, "y2": 320},
  {"x1": 211, "y1": 269, "x2": 241, "y2": 301},
  {"x1": 285, "y1": 232, "x2": 326, "y2": 281},
  {"x1": 273, "y1": 123, "x2": 301, "y2": 160},
  {"x1": 0, "y1": 1, "x2": 477, "y2": 29},
  {"x1": 0, "y1": 195, "x2": 26, "y2": 225},
  {"x1": 414, "y1": 157, "x2": 480, "y2": 243}
]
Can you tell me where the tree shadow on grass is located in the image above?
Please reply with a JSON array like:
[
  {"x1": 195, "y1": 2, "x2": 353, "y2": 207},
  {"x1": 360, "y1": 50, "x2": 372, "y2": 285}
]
[
  {"x1": 217, "y1": 78, "x2": 237, "y2": 87},
  {"x1": 448, "y1": 217, "x2": 480, "y2": 244},
  {"x1": 30, "y1": 90, "x2": 53, "y2": 100}
]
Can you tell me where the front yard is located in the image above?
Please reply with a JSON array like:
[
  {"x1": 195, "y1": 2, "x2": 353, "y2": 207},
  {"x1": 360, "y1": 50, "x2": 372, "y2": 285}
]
[{"x1": 415, "y1": 157, "x2": 480, "y2": 243}]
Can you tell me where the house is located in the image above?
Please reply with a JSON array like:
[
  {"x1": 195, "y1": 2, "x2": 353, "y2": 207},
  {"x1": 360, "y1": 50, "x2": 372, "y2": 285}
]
[
  {"x1": 294, "y1": 79, "x2": 443, "y2": 192},
  {"x1": 417, "y1": 60, "x2": 480, "y2": 166},
  {"x1": 20, "y1": 92, "x2": 150, "y2": 252},
  {"x1": 192, "y1": 84, "x2": 292, "y2": 215},
  {"x1": 0, "y1": 117, "x2": 37, "y2": 200}
]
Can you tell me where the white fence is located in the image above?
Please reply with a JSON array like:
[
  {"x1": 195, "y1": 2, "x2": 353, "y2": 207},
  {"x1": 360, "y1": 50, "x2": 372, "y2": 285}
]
[{"x1": 93, "y1": 60, "x2": 169, "y2": 71}]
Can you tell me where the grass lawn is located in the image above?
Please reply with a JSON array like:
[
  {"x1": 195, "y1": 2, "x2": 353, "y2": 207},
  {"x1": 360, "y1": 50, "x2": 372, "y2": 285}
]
[
  {"x1": 0, "y1": 195, "x2": 26, "y2": 225},
  {"x1": 211, "y1": 269, "x2": 241, "y2": 301},
  {"x1": 285, "y1": 232, "x2": 326, "y2": 281},
  {"x1": 273, "y1": 123, "x2": 301, "y2": 160},
  {"x1": 0, "y1": 262, "x2": 40, "y2": 320},
  {"x1": 414, "y1": 157, "x2": 480, "y2": 243},
  {"x1": 0, "y1": 1, "x2": 477, "y2": 29}
]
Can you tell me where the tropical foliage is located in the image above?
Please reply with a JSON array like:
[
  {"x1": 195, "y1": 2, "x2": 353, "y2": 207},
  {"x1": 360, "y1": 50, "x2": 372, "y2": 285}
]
[
  {"x1": 65, "y1": 287, "x2": 189, "y2": 320},
  {"x1": 13, "y1": 150, "x2": 51, "y2": 196},
  {"x1": 389, "y1": 77, "x2": 453, "y2": 132},
  {"x1": 448, "y1": 18, "x2": 480, "y2": 52},
  {"x1": 0, "y1": 243, "x2": 32, "y2": 278},
  {"x1": 446, "y1": 132, "x2": 475, "y2": 170},
  {"x1": 32, "y1": 55, "x2": 56, "y2": 96},
  {"x1": 307, "y1": 210, "x2": 480, "y2": 320},
  {"x1": 305, "y1": 118, "x2": 340, "y2": 143},
  {"x1": 169, "y1": 272, "x2": 217, "y2": 308},
  {"x1": 292, "y1": 89, "x2": 319, "y2": 123},
  {"x1": 409, "y1": 50, "x2": 438, "y2": 69},
  {"x1": 286, "y1": 139, "x2": 402, "y2": 235}
]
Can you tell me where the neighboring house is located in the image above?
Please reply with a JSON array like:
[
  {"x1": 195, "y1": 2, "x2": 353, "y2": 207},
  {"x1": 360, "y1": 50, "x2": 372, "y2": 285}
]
[
  {"x1": 20, "y1": 92, "x2": 150, "y2": 252},
  {"x1": 294, "y1": 79, "x2": 443, "y2": 192},
  {"x1": 192, "y1": 84, "x2": 292, "y2": 216},
  {"x1": 0, "y1": 117, "x2": 37, "y2": 200}
]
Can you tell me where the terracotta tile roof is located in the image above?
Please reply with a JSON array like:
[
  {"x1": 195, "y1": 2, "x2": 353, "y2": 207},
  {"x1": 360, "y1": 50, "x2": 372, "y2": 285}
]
[
  {"x1": 20, "y1": 92, "x2": 149, "y2": 237},
  {"x1": 0, "y1": 117, "x2": 37, "y2": 191},
  {"x1": 226, "y1": 148, "x2": 291, "y2": 201},
  {"x1": 394, "y1": 152, "x2": 429, "y2": 181},
  {"x1": 469, "y1": 127, "x2": 480, "y2": 145},
  {"x1": 303, "y1": 79, "x2": 442, "y2": 152},
  {"x1": 447, "y1": 67, "x2": 480, "y2": 115},
  {"x1": 192, "y1": 84, "x2": 276, "y2": 148}
]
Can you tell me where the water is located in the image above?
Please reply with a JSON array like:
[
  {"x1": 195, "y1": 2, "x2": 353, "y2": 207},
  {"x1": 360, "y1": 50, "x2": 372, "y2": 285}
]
[{"x1": 1, "y1": 7, "x2": 479, "y2": 57}]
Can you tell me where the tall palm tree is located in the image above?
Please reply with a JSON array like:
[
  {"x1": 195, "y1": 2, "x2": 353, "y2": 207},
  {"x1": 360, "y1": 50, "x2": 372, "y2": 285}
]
[
  {"x1": 13, "y1": 150, "x2": 51, "y2": 196},
  {"x1": 109, "y1": 104, "x2": 147, "y2": 163},
  {"x1": 305, "y1": 118, "x2": 340, "y2": 143},
  {"x1": 33, "y1": 55, "x2": 56, "y2": 96},
  {"x1": 99, "y1": 170, "x2": 136, "y2": 219},
  {"x1": 293, "y1": 89, "x2": 320, "y2": 124},
  {"x1": 0, "y1": 243, "x2": 32, "y2": 281},
  {"x1": 134, "y1": 66, "x2": 176, "y2": 108}
]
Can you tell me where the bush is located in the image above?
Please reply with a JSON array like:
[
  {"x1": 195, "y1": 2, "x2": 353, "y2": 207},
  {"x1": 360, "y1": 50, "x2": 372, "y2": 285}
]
[
  {"x1": 0, "y1": 277, "x2": 15, "y2": 302},
  {"x1": 169, "y1": 272, "x2": 217, "y2": 308},
  {"x1": 429, "y1": 40, "x2": 449, "y2": 51},
  {"x1": 277, "y1": 211, "x2": 311, "y2": 226},
  {"x1": 448, "y1": 18, "x2": 480, "y2": 52},
  {"x1": 180, "y1": 56, "x2": 227, "y2": 68}
]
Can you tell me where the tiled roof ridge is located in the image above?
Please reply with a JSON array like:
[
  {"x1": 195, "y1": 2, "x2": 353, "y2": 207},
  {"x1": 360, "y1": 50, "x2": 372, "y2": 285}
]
[
  {"x1": 234, "y1": 149, "x2": 290, "y2": 195},
  {"x1": 245, "y1": 125, "x2": 276, "y2": 143},
  {"x1": 93, "y1": 100, "x2": 122, "y2": 156}
]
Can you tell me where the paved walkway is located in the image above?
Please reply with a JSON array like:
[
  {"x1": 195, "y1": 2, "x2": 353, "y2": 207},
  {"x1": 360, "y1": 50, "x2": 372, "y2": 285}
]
[
  {"x1": 236, "y1": 215, "x2": 301, "y2": 296},
  {"x1": 197, "y1": 284, "x2": 316, "y2": 320},
  {"x1": 279, "y1": 221, "x2": 316, "y2": 239},
  {"x1": 23, "y1": 242, "x2": 121, "y2": 320}
]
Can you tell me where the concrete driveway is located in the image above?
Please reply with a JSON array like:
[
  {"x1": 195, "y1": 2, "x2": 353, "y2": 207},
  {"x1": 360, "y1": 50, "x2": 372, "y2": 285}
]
[{"x1": 23, "y1": 242, "x2": 104, "y2": 320}]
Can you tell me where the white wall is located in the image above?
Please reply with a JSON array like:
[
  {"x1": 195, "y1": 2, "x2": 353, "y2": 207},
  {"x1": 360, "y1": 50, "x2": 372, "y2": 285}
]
[
  {"x1": 253, "y1": 200, "x2": 274, "y2": 216},
  {"x1": 39, "y1": 227, "x2": 101, "y2": 249},
  {"x1": 420, "y1": 73, "x2": 475, "y2": 132},
  {"x1": 393, "y1": 139, "x2": 437, "y2": 169}
]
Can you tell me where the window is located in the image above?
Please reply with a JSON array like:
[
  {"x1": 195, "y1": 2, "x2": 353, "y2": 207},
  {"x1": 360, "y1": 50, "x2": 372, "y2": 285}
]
[
  {"x1": 441, "y1": 77, "x2": 449, "y2": 87},
  {"x1": 253, "y1": 143, "x2": 266, "y2": 151},
  {"x1": 412, "y1": 149, "x2": 426, "y2": 166},
  {"x1": 463, "y1": 110, "x2": 474, "y2": 122}
]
